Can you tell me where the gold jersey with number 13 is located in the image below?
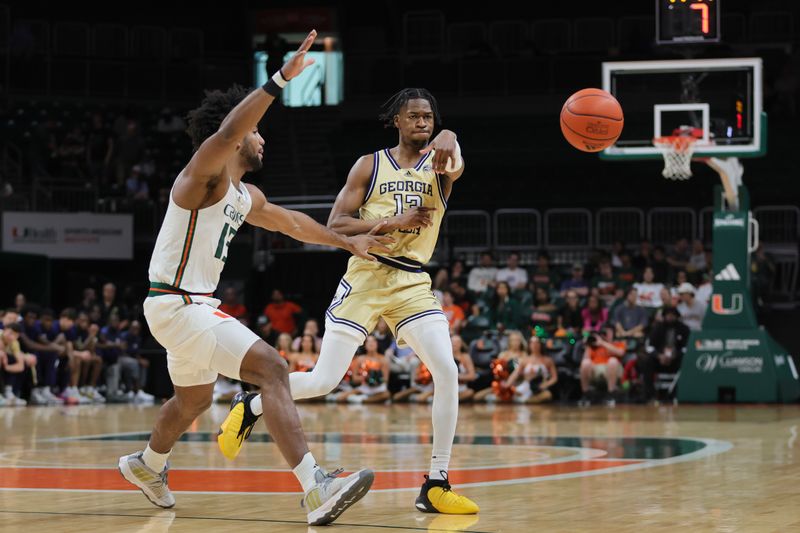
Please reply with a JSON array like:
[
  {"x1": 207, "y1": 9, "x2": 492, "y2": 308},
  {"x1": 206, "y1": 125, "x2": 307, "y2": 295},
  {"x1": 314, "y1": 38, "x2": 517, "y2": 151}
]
[{"x1": 360, "y1": 147, "x2": 447, "y2": 268}]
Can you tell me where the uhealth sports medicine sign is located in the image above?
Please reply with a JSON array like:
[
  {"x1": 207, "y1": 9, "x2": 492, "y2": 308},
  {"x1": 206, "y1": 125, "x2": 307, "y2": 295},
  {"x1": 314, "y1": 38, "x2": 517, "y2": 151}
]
[{"x1": 2, "y1": 211, "x2": 133, "y2": 259}]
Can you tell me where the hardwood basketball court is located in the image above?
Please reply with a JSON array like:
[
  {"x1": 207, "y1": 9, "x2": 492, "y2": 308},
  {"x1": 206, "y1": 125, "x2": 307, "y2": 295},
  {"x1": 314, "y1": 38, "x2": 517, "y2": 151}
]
[{"x1": 1, "y1": 403, "x2": 799, "y2": 532}]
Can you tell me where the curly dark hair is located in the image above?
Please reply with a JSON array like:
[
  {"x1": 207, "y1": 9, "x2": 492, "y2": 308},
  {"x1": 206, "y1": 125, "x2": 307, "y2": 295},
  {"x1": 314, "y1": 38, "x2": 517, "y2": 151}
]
[
  {"x1": 378, "y1": 88, "x2": 441, "y2": 128},
  {"x1": 186, "y1": 85, "x2": 250, "y2": 150}
]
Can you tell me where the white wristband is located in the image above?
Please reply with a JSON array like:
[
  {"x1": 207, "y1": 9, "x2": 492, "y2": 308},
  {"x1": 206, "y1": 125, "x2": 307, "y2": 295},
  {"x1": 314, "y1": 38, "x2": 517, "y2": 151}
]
[
  {"x1": 272, "y1": 70, "x2": 288, "y2": 88},
  {"x1": 445, "y1": 140, "x2": 463, "y2": 173}
]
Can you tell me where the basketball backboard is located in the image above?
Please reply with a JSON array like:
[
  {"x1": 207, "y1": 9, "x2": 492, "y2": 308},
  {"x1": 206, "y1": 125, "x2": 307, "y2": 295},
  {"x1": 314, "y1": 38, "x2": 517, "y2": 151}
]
[{"x1": 600, "y1": 57, "x2": 765, "y2": 160}]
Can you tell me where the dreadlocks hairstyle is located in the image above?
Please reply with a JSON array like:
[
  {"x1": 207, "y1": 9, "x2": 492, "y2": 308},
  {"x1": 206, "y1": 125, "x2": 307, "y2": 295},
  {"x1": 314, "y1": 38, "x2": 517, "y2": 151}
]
[
  {"x1": 378, "y1": 88, "x2": 441, "y2": 128},
  {"x1": 186, "y1": 85, "x2": 251, "y2": 150}
]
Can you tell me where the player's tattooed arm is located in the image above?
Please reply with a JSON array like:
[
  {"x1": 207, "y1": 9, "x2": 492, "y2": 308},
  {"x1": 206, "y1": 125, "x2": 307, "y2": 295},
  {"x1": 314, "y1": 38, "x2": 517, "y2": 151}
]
[
  {"x1": 245, "y1": 183, "x2": 394, "y2": 261},
  {"x1": 328, "y1": 154, "x2": 435, "y2": 236}
]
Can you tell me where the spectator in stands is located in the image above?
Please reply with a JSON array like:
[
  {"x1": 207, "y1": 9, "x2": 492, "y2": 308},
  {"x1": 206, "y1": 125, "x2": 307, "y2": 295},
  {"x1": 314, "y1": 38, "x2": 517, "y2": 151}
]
[
  {"x1": 20, "y1": 307, "x2": 64, "y2": 405},
  {"x1": 78, "y1": 287, "x2": 96, "y2": 314},
  {"x1": 289, "y1": 334, "x2": 320, "y2": 374},
  {"x1": 371, "y1": 318, "x2": 393, "y2": 355},
  {"x1": 467, "y1": 251, "x2": 497, "y2": 294},
  {"x1": 615, "y1": 251, "x2": 637, "y2": 288},
  {"x1": 450, "y1": 259, "x2": 468, "y2": 288},
  {"x1": 469, "y1": 330, "x2": 502, "y2": 391},
  {"x1": 503, "y1": 335, "x2": 557, "y2": 404},
  {"x1": 530, "y1": 286, "x2": 558, "y2": 337},
  {"x1": 686, "y1": 239, "x2": 707, "y2": 279},
  {"x1": 633, "y1": 240, "x2": 653, "y2": 272},
  {"x1": 558, "y1": 290, "x2": 584, "y2": 334},
  {"x1": 560, "y1": 263, "x2": 589, "y2": 298},
  {"x1": 114, "y1": 120, "x2": 145, "y2": 188},
  {"x1": 386, "y1": 334, "x2": 418, "y2": 393},
  {"x1": 489, "y1": 281, "x2": 523, "y2": 332},
  {"x1": 58, "y1": 125, "x2": 87, "y2": 178},
  {"x1": 674, "y1": 270, "x2": 689, "y2": 290},
  {"x1": 275, "y1": 332, "x2": 293, "y2": 362},
  {"x1": 14, "y1": 293, "x2": 26, "y2": 314},
  {"x1": 530, "y1": 251, "x2": 559, "y2": 293},
  {"x1": 591, "y1": 259, "x2": 618, "y2": 306},
  {"x1": 118, "y1": 320, "x2": 154, "y2": 403},
  {"x1": 610, "y1": 240, "x2": 625, "y2": 268},
  {"x1": 579, "y1": 324, "x2": 626, "y2": 406},
  {"x1": 695, "y1": 273, "x2": 713, "y2": 305},
  {"x1": 99, "y1": 283, "x2": 129, "y2": 330},
  {"x1": 676, "y1": 282, "x2": 706, "y2": 331},
  {"x1": 97, "y1": 313, "x2": 126, "y2": 400},
  {"x1": 634, "y1": 266, "x2": 664, "y2": 310},
  {"x1": 495, "y1": 252, "x2": 528, "y2": 290},
  {"x1": 72, "y1": 311, "x2": 104, "y2": 403},
  {"x1": 218, "y1": 286, "x2": 249, "y2": 326},
  {"x1": 432, "y1": 268, "x2": 449, "y2": 294},
  {"x1": 262, "y1": 289, "x2": 302, "y2": 335},
  {"x1": 86, "y1": 112, "x2": 113, "y2": 183},
  {"x1": 641, "y1": 306, "x2": 689, "y2": 402},
  {"x1": 47, "y1": 308, "x2": 91, "y2": 405},
  {"x1": 125, "y1": 164, "x2": 150, "y2": 200},
  {"x1": 667, "y1": 238, "x2": 691, "y2": 273},
  {"x1": 255, "y1": 315, "x2": 277, "y2": 346},
  {"x1": 441, "y1": 290, "x2": 465, "y2": 334},
  {"x1": 449, "y1": 281, "x2": 472, "y2": 315},
  {"x1": 651, "y1": 246, "x2": 670, "y2": 283},
  {"x1": 581, "y1": 295, "x2": 608, "y2": 333},
  {"x1": 291, "y1": 318, "x2": 322, "y2": 352},
  {"x1": 613, "y1": 288, "x2": 648, "y2": 339},
  {"x1": 1, "y1": 323, "x2": 29, "y2": 406}
]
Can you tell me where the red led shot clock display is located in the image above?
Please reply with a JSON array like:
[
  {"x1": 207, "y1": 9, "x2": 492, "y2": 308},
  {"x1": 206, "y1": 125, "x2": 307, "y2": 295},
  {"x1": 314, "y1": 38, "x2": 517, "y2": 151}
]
[{"x1": 656, "y1": 0, "x2": 720, "y2": 44}]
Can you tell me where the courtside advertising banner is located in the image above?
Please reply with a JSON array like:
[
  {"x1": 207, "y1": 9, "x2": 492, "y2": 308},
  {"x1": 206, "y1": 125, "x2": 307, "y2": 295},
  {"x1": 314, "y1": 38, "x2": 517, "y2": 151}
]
[{"x1": 2, "y1": 211, "x2": 133, "y2": 259}]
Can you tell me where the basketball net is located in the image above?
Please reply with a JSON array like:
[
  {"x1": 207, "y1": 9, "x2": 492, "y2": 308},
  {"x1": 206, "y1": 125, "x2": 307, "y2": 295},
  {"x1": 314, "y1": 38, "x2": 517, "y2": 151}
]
[{"x1": 653, "y1": 135, "x2": 697, "y2": 180}]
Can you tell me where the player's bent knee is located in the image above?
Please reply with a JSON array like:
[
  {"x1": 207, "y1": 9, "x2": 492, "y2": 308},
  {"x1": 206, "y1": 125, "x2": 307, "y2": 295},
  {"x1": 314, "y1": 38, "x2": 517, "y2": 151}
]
[{"x1": 241, "y1": 341, "x2": 288, "y2": 385}]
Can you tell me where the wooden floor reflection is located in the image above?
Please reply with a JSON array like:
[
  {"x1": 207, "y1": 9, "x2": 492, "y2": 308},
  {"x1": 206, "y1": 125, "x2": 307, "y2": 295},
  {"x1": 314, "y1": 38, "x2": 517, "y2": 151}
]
[{"x1": 1, "y1": 402, "x2": 799, "y2": 532}]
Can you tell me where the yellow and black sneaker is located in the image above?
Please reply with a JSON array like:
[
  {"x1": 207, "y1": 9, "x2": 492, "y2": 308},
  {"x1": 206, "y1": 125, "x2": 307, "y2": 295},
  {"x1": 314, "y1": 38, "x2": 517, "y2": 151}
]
[
  {"x1": 218, "y1": 391, "x2": 261, "y2": 460},
  {"x1": 415, "y1": 472, "x2": 479, "y2": 515}
]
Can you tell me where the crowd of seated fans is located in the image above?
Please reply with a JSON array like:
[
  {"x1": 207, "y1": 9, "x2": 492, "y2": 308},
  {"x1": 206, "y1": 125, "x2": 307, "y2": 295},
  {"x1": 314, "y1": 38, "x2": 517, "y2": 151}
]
[
  {"x1": 0, "y1": 283, "x2": 154, "y2": 406},
  {"x1": 2, "y1": 237, "x2": 774, "y2": 408}
]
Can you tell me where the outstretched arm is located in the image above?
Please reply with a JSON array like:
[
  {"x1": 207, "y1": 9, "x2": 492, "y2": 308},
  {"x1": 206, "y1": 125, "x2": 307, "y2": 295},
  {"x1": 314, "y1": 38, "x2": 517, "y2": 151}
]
[
  {"x1": 327, "y1": 154, "x2": 436, "y2": 236},
  {"x1": 177, "y1": 30, "x2": 317, "y2": 204},
  {"x1": 245, "y1": 184, "x2": 393, "y2": 261}
]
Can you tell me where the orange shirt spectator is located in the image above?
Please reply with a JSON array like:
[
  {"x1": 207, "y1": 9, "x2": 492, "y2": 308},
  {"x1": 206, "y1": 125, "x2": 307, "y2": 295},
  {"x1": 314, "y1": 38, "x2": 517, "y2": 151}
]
[
  {"x1": 587, "y1": 340, "x2": 626, "y2": 364},
  {"x1": 219, "y1": 287, "x2": 248, "y2": 325},
  {"x1": 263, "y1": 289, "x2": 301, "y2": 334},
  {"x1": 441, "y1": 291, "x2": 465, "y2": 332}
]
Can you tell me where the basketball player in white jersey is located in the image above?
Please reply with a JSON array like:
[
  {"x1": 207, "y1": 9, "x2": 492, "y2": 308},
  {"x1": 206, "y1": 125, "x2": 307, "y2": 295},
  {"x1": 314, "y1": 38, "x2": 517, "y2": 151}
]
[
  {"x1": 219, "y1": 88, "x2": 479, "y2": 514},
  {"x1": 118, "y1": 30, "x2": 393, "y2": 526}
]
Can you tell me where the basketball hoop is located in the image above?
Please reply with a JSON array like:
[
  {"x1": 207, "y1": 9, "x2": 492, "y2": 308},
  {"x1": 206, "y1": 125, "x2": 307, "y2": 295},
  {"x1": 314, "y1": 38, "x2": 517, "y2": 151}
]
[{"x1": 653, "y1": 135, "x2": 698, "y2": 180}]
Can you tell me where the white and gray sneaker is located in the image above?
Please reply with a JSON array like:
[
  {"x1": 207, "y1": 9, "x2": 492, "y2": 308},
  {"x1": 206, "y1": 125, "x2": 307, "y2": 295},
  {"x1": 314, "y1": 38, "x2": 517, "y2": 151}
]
[
  {"x1": 3, "y1": 387, "x2": 27, "y2": 407},
  {"x1": 29, "y1": 388, "x2": 48, "y2": 405},
  {"x1": 302, "y1": 467, "x2": 374, "y2": 526},
  {"x1": 118, "y1": 452, "x2": 176, "y2": 508}
]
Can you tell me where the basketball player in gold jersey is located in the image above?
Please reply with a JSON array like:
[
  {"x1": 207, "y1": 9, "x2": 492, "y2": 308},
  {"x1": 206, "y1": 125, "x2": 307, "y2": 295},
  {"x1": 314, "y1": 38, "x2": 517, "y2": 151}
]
[{"x1": 219, "y1": 88, "x2": 479, "y2": 514}]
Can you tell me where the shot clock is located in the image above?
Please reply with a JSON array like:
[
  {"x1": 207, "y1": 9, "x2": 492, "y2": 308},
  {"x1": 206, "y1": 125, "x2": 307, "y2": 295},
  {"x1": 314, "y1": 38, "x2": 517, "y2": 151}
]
[{"x1": 656, "y1": 0, "x2": 720, "y2": 44}]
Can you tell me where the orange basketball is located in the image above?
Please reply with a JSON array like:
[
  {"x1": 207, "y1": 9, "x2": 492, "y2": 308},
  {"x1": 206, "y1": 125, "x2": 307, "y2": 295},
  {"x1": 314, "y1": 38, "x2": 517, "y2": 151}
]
[{"x1": 560, "y1": 88, "x2": 624, "y2": 152}]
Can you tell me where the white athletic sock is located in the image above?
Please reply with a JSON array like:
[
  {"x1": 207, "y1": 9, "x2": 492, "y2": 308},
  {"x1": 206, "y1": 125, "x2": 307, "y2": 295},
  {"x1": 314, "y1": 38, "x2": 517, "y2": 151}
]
[
  {"x1": 429, "y1": 452, "x2": 451, "y2": 481},
  {"x1": 249, "y1": 394, "x2": 263, "y2": 416},
  {"x1": 142, "y1": 444, "x2": 170, "y2": 473},
  {"x1": 400, "y1": 318, "x2": 459, "y2": 481},
  {"x1": 293, "y1": 451, "x2": 321, "y2": 493},
  {"x1": 289, "y1": 328, "x2": 363, "y2": 400}
]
